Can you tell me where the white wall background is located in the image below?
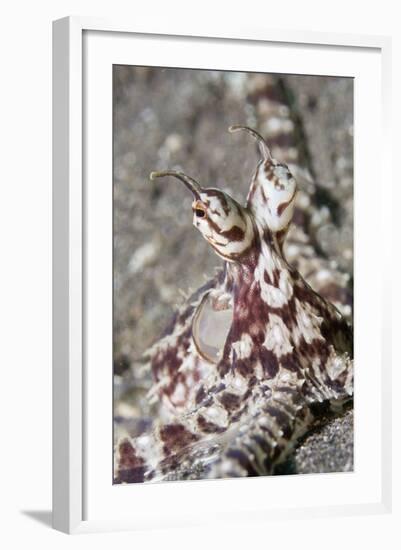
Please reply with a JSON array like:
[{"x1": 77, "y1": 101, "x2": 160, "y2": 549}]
[{"x1": 0, "y1": 0, "x2": 399, "y2": 547}]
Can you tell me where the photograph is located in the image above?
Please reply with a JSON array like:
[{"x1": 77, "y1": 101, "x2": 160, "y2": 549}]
[{"x1": 112, "y1": 66, "x2": 354, "y2": 484}]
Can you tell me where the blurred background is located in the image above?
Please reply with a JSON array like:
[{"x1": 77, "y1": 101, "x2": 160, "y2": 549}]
[{"x1": 113, "y1": 66, "x2": 354, "y2": 474}]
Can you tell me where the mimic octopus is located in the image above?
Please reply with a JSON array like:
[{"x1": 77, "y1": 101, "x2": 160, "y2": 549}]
[{"x1": 115, "y1": 125, "x2": 353, "y2": 483}]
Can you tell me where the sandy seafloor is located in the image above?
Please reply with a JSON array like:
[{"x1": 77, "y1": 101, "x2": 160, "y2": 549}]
[{"x1": 113, "y1": 66, "x2": 354, "y2": 476}]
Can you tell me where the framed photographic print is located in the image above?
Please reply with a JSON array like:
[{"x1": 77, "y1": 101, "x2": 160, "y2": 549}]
[{"x1": 53, "y1": 17, "x2": 392, "y2": 533}]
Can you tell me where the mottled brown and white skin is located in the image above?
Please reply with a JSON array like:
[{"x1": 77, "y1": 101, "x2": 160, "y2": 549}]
[{"x1": 115, "y1": 125, "x2": 353, "y2": 484}]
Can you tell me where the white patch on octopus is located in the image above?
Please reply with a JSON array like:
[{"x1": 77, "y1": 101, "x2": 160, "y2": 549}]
[
  {"x1": 258, "y1": 237, "x2": 277, "y2": 279},
  {"x1": 224, "y1": 239, "x2": 250, "y2": 257},
  {"x1": 263, "y1": 314, "x2": 293, "y2": 357},
  {"x1": 311, "y1": 356, "x2": 326, "y2": 388},
  {"x1": 326, "y1": 354, "x2": 347, "y2": 381},
  {"x1": 260, "y1": 282, "x2": 288, "y2": 308},
  {"x1": 344, "y1": 357, "x2": 354, "y2": 395},
  {"x1": 274, "y1": 367, "x2": 301, "y2": 388},
  {"x1": 253, "y1": 243, "x2": 293, "y2": 308},
  {"x1": 295, "y1": 300, "x2": 324, "y2": 345},
  {"x1": 201, "y1": 405, "x2": 229, "y2": 428},
  {"x1": 223, "y1": 371, "x2": 249, "y2": 398},
  {"x1": 134, "y1": 434, "x2": 163, "y2": 470},
  {"x1": 231, "y1": 333, "x2": 253, "y2": 359},
  {"x1": 170, "y1": 382, "x2": 187, "y2": 404},
  {"x1": 230, "y1": 374, "x2": 249, "y2": 393},
  {"x1": 254, "y1": 360, "x2": 264, "y2": 380},
  {"x1": 279, "y1": 269, "x2": 294, "y2": 301}
]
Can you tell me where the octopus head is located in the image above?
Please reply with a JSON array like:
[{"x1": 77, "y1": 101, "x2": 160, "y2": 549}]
[
  {"x1": 150, "y1": 170, "x2": 255, "y2": 262},
  {"x1": 150, "y1": 126, "x2": 298, "y2": 261},
  {"x1": 229, "y1": 125, "x2": 297, "y2": 233}
]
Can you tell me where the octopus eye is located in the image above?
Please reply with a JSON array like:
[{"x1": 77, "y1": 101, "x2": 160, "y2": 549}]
[{"x1": 195, "y1": 208, "x2": 206, "y2": 218}]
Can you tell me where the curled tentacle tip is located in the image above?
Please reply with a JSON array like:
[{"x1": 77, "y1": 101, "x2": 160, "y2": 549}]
[
  {"x1": 228, "y1": 125, "x2": 272, "y2": 161},
  {"x1": 148, "y1": 169, "x2": 202, "y2": 196},
  {"x1": 228, "y1": 125, "x2": 242, "y2": 133},
  {"x1": 150, "y1": 171, "x2": 162, "y2": 180}
]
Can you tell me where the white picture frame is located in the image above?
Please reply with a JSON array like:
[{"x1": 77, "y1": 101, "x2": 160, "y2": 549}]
[{"x1": 52, "y1": 16, "x2": 392, "y2": 534}]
